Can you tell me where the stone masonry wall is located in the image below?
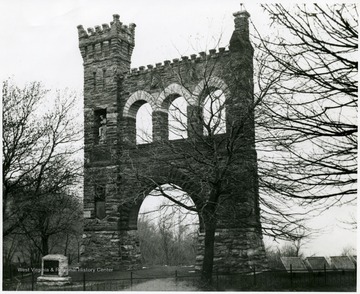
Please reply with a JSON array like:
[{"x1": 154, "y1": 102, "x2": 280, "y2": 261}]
[
  {"x1": 81, "y1": 230, "x2": 141, "y2": 270},
  {"x1": 79, "y1": 9, "x2": 267, "y2": 273},
  {"x1": 196, "y1": 228, "x2": 267, "y2": 273}
]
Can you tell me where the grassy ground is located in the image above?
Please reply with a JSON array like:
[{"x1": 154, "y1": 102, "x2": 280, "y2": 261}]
[
  {"x1": 70, "y1": 264, "x2": 197, "y2": 281},
  {"x1": 3, "y1": 265, "x2": 356, "y2": 291}
]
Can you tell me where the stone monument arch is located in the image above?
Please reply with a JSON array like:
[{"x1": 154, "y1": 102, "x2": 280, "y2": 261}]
[{"x1": 78, "y1": 8, "x2": 267, "y2": 273}]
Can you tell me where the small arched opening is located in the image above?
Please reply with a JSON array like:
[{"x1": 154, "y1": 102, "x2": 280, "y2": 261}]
[
  {"x1": 202, "y1": 89, "x2": 226, "y2": 136},
  {"x1": 135, "y1": 102, "x2": 153, "y2": 144},
  {"x1": 168, "y1": 96, "x2": 188, "y2": 140},
  {"x1": 124, "y1": 91, "x2": 155, "y2": 145}
]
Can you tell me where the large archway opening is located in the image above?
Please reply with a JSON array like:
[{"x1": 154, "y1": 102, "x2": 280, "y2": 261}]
[{"x1": 137, "y1": 184, "x2": 199, "y2": 267}]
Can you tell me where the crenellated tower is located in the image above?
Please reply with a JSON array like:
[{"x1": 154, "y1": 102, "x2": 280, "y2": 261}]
[
  {"x1": 78, "y1": 14, "x2": 135, "y2": 149},
  {"x1": 77, "y1": 15, "x2": 140, "y2": 269}
]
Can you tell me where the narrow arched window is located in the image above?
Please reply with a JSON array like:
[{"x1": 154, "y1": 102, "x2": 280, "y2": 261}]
[
  {"x1": 136, "y1": 103, "x2": 153, "y2": 144},
  {"x1": 169, "y1": 96, "x2": 188, "y2": 140}
]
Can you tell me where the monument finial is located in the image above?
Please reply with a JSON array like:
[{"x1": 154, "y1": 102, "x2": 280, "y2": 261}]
[
  {"x1": 233, "y1": 4, "x2": 250, "y2": 19},
  {"x1": 230, "y1": 4, "x2": 252, "y2": 50}
]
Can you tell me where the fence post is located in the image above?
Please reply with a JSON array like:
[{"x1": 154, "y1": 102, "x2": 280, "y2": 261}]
[
  {"x1": 130, "y1": 271, "x2": 133, "y2": 290},
  {"x1": 253, "y1": 266, "x2": 256, "y2": 286},
  {"x1": 83, "y1": 272, "x2": 86, "y2": 291},
  {"x1": 324, "y1": 263, "x2": 327, "y2": 285},
  {"x1": 175, "y1": 270, "x2": 178, "y2": 289},
  {"x1": 290, "y1": 264, "x2": 293, "y2": 289},
  {"x1": 10, "y1": 264, "x2": 13, "y2": 281},
  {"x1": 31, "y1": 271, "x2": 34, "y2": 291},
  {"x1": 355, "y1": 263, "x2": 357, "y2": 282}
]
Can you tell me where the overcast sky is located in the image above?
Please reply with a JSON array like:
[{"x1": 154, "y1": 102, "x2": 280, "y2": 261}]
[
  {"x1": 0, "y1": 0, "x2": 265, "y2": 89},
  {"x1": 0, "y1": 0, "x2": 356, "y2": 257}
]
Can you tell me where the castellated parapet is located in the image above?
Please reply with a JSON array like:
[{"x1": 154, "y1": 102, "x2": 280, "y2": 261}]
[
  {"x1": 77, "y1": 14, "x2": 136, "y2": 67},
  {"x1": 128, "y1": 47, "x2": 229, "y2": 76},
  {"x1": 78, "y1": 9, "x2": 267, "y2": 274}
]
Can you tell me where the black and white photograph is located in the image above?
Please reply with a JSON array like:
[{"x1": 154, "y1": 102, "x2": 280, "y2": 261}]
[{"x1": 1, "y1": 0, "x2": 357, "y2": 291}]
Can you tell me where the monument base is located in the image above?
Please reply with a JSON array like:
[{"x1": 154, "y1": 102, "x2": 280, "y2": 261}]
[
  {"x1": 37, "y1": 276, "x2": 72, "y2": 286},
  {"x1": 195, "y1": 228, "x2": 268, "y2": 273}
]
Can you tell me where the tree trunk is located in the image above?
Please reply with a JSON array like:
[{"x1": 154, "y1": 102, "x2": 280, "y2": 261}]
[
  {"x1": 201, "y1": 223, "x2": 216, "y2": 285},
  {"x1": 41, "y1": 235, "x2": 49, "y2": 256},
  {"x1": 201, "y1": 203, "x2": 217, "y2": 286},
  {"x1": 77, "y1": 239, "x2": 81, "y2": 263},
  {"x1": 64, "y1": 234, "x2": 69, "y2": 256}
]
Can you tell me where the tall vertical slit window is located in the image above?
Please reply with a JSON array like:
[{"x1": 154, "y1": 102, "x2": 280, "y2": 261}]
[
  {"x1": 95, "y1": 184, "x2": 106, "y2": 219},
  {"x1": 93, "y1": 72, "x2": 96, "y2": 90}
]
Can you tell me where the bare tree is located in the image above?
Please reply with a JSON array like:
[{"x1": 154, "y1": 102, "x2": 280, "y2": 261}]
[
  {"x1": 341, "y1": 245, "x2": 356, "y2": 257},
  {"x1": 3, "y1": 79, "x2": 82, "y2": 238},
  {"x1": 264, "y1": 229, "x2": 311, "y2": 270},
  {"x1": 338, "y1": 211, "x2": 357, "y2": 231},
  {"x1": 137, "y1": 215, "x2": 160, "y2": 264},
  {"x1": 16, "y1": 191, "x2": 82, "y2": 256},
  {"x1": 137, "y1": 212, "x2": 197, "y2": 266},
  {"x1": 254, "y1": 4, "x2": 357, "y2": 207},
  {"x1": 157, "y1": 211, "x2": 174, "y2": 265},
  {"x1": 2, "y1": 79, "x2": 83, "y2": 269},
  {"x1": 2, "y1": 235, "x2": 19, "y2": 278}
]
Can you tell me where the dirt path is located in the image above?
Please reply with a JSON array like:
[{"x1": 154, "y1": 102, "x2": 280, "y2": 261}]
[{"x1": 125, "y1": 278, "x2": 199, "y2": 291}]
